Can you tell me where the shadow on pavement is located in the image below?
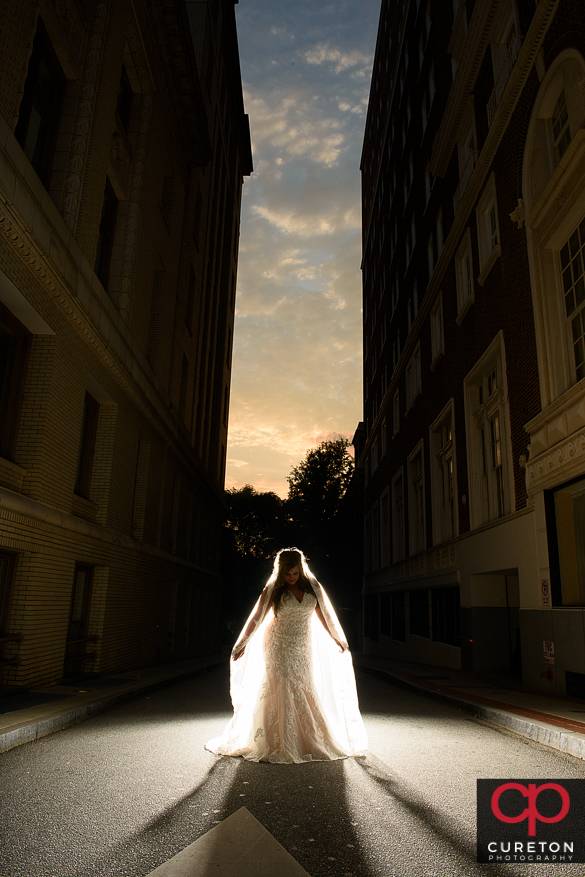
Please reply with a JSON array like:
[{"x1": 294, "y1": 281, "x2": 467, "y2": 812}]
[{"x1": 354, "y1": 753, "x2": 525, "y2": 877}]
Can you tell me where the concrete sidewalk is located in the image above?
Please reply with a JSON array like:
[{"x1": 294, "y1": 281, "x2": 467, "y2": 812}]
[
  {"x1": 2, "y1": 651, "x2": 585, "y2": 761},
  {"x1": 354, "y1": 653, "x2": 585, "y2": 760},
  {"x1": 0, "y1": 653, "x2": 227, "y2": 753}
]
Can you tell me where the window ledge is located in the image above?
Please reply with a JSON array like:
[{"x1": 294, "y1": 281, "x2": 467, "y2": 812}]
[
  {"x1": 72, "y1": 493, "x2": 98, "y2": 522},
  {"x1": 456, "y1": 292, "x2": 475, "y2": 325},
  {"x1": 0, "y1": 456, "x2": 27, "y2": 492},
  {"x1": 477, "y1": 244, "x2": 501, "y2": 287}
]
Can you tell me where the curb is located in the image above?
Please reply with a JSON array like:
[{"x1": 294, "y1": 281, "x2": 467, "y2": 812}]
[
  {"x1": 355, "y1": 662, "x2": 585, "y2": 761},
  {"x1": 0, "y1": 655, "x2": 227, "y2": 754}
]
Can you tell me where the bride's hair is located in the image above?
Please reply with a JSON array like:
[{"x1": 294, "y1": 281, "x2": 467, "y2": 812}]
[{"x1": 270, "y1": 548, "x2": 314, "y2": 616}]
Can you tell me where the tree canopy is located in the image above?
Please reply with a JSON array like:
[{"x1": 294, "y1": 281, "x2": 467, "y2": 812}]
[
  {"x1": 286, "y1": 436, "x2": 353, "y2": 524},
  {"x1": 221, "y1": 437, "x2": 360, "y2": 643},
  {"x1": 225, "y1": 484, "x2": 284, "y2": 561}
]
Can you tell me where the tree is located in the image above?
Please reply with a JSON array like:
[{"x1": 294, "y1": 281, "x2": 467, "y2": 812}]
[
  {"x1": 286, "y1": 436, "x2": 354, "y2": 580},
  {"x1": 225, "y1": 484, "x2": 285, "y2": 560},
  {"x1": 222, "y1": 485, "x2": 286, "y2": 631}
]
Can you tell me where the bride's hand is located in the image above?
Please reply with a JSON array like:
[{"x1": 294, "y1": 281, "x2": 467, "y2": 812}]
[
  {"x1": 233, "y1": 646, "x2": 245, "y2": 661},
  {"x1": 335, "y1": 639, "x2": 348, "y2": 653}
]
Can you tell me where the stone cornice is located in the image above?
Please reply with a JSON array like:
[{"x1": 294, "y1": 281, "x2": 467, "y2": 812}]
[
  {"x1": 526, "y1": 429, "x2": 585, "y2": 494},
  {"x1": 0, "y1": 484, "x2": 220, "y2": 575}
]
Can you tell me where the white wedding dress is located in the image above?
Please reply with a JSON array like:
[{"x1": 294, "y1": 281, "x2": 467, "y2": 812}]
[{"x1": 206, "y1": 578, "x2": 367, "y2": 763}]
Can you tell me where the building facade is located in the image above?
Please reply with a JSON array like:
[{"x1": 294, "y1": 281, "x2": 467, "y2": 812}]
[
  {"x1": 0, "y1": 0, "x2": 252, "y2": 688},
  {"x1": 360, "y1": 0, "x2": 585, "y2": 694}
]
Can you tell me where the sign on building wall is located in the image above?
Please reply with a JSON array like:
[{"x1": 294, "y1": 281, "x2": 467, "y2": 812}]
[{"x1": 543, "y1": 640, "x2": 555, "y2": 665}]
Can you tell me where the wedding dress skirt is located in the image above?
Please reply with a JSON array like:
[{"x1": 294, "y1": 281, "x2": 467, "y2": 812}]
[{"x1": 206, "y1": 588, "x2": 367, "y2": 763}]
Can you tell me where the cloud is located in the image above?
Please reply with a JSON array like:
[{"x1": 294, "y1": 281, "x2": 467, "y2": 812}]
[
  {"x1": 226, "y1": 0, "x2": 377, "y2": 496},
  {"x1": 244, "y1": 89, "x2": 347, "y2": 167},
  {"x1": 250, "y1": 202, "x2": 358, "y2": 237},
  {"x1": 304, "y1": 42, "x2": 372, "y2": 75}
]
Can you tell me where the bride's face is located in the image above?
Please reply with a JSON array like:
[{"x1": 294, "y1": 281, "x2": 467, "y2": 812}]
[{"x1": 284, "y1": 566, "x2": 300, "y2": 586}]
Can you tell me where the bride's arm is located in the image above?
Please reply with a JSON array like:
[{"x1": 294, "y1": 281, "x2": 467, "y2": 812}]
[
  {"x1": 315, "y1": 604, "x2": 348, "y2": 652},
  {"x1": 232, "y1": 586, "x2": 272, "y2": 660}
]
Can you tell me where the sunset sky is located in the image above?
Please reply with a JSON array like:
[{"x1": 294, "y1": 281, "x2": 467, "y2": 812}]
[{"x1": 225, "y1": 0, "x2": 380, "y2": 498}]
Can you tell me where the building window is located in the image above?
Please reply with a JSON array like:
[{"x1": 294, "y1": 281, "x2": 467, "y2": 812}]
[
  {"x1": 193, "y1": 186, "x2": 203, "y2": 243},
  {"x1": 409, "y1": 589, "x2": 430, "y2": 637},
  {"x1": 547, "y1": 475, "x2": 585, "y2": 606},
  {"x1": 392, "y1": 592, "x2": 406, "y2": 641},
  {"x1": 380, "y1": 591, "x2": 406, "y2": 641},
  {"x1": 430, "y1": 403, "x2": 456, "y2": 543},
  {"x1": 476, "y1": 174, "x2": 501, "y2": 283},
  {"x1": 392, "y1": 469, "x2": 405, "y2": 562},
  {"x1": 75, "y1": 392, "x2": 99, "y2": 499},
  {"x1": 421, "y1": 92, "x2": 428, "y2": 132},
  {"x1": 371, "y1": 502, "x2": 379, "y2": 572},
  {"x1": 408, "y1": 444, "x2": 425, "y2": 554},
  {"x1": 560, "y1": 217, "x2": 585, "y2": 381},
  {"x1": 0, "y1": 303, "x2": 30, "y2": 460},
  {"x1": 405, "y1": 342, "x2": 421, "y2": 411},
  {"x1": 380, "y1": 488, "x2": 390, "y2": 568},
  {"x1": 14, "y1": 20, "x2": 65, "y2": 186},
  {"x1": 392, "y1": 389, "x2": 400, "y2": 437},
  {"x1": 147, "y1": 268, "x2": 165, "y2": 369},
  {"x1": 94, "y1": 179, "x2": 118, "y2": 290},
  {"x1": 364, "y1": 594, "x2": 379, "y2": 642},
  {"x1": 428, "y1": 61, "x2": 436, "y2": 107},
  {"x1": 161, "y1": 176, "x2": 175, "y2": 232},
  {"x1": 455, "y1": 229, "x2": 475, "y2": 323},
  {"x1": 186, "y1": 266, "x2": 196, "y2": 331},
  {"x1": 425, "y1": 162, "x2": 433, "y2": 206},
  {"x1": 430, "y1": 292, "x2": 444, "y2": 367},
  {"x1": 392, "y1": 330, "x2": 401, "y2": 373},
  {"x1": 427, "y1": 232, "x2": 435, "y2": 278},
  {"x1": 116, "y1": 65, "x2": 133, "y2": 136},
  {"x1": 179, "y1": 353, "x2": 189, "y2": 420},
  {"x1": 552, "y1": 89, "x2": 571, "y2": 164},
  {"x1": 371, "y1": 437, "x2": 379, "y2": 474},
  {"x1": 464, "y1": 334, "x2": 512, "y2": 528},
  {"x1": 432, "y1": 587, "x2": 460, "y2": 645},
  {"x1": 63, "y1": 564, "x2": 95, "y2": 679},
  {"x1": 454, "y1": 112, "x2": 477, "y2": 214},
  {"x1": 436, "y1": 208, "x2": 444, "y2": 259}
]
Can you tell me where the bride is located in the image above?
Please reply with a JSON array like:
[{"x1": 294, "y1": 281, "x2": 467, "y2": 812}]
[{"x1": 205, "y1": 548, "x2": 367, "y2": 763}]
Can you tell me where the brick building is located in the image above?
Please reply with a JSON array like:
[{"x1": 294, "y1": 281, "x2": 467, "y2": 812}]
[
  {"x1": 0, "y1": 0, "x2": 252, "y2": 688},
  {"x1": 359, "y1": 0, "x2": 585, "y2": 694}
]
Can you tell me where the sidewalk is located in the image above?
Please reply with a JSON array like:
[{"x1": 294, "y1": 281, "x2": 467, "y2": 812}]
[
  {"x1": 0, "y1": 653, "x2": 226, "y2": 754},
  {"x1": 353, "y1": 652, "x2": 585, "y2": 761},
  {"x1": 2, "y1": 651, "x2": 585, "y2": 761}
]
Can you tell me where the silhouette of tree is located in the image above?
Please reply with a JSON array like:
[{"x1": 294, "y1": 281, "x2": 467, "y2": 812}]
[
  {"x1": 226, "y1": 484, "x2": 285, "y2": 560},
  {"x1": 286, "y1": 436, "x2": 354, "y2": 583},
  {"x1": 220, "y1": 441, "x2": 358, "y2": 644},
  {"x1": 221, "y1": 485, "x2": 287, "y2": 634}
]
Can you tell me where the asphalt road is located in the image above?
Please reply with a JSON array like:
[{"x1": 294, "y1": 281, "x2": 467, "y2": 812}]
[{"x1": 1, "y1": 664, "x2": 585, "y2": 877}]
